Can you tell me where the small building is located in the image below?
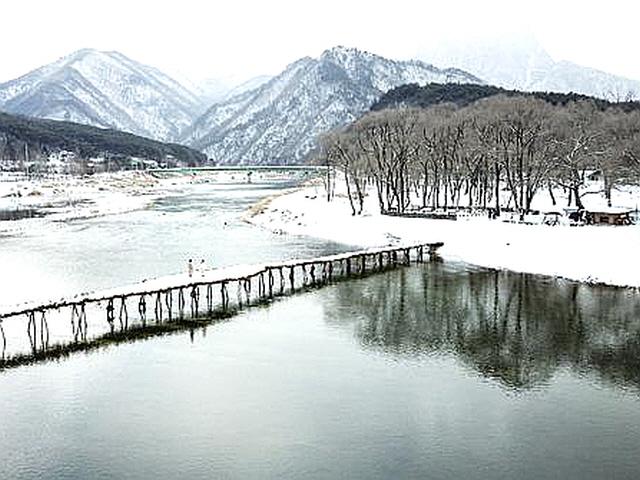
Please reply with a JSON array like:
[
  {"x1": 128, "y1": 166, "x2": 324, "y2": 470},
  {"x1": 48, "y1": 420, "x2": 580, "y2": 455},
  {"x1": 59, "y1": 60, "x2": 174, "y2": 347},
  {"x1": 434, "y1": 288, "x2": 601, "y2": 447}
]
[
  {"x1": 585, "y1": 207, "x2": 634, "y2": 225},
  {"x1": 585, "y1": 169, "x2": 604, "y2": 182},
  {"x1": 542, "y1": 211, "x2": 563, "y2": 225}
]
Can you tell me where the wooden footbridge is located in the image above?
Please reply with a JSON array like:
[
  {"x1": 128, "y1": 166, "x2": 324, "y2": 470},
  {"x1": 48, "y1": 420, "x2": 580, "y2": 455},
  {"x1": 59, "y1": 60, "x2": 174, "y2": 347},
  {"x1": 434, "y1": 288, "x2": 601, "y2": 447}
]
[{"x1": 0, "y1": 242, "x2": 443, "y2": 369}]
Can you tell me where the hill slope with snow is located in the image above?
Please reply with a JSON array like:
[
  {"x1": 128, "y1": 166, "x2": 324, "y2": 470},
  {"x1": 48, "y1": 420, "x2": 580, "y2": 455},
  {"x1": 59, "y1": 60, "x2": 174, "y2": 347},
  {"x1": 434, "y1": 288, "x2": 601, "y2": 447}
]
[
  {"x1": 0, "y1": 49, "x2": 202, "y2": 141},
  {"x1": 422, "y1": 34, "x2": 640, "y2": 100},
  {"x1": 182, "y1": 46, "x2": 483, "y2": 165}
]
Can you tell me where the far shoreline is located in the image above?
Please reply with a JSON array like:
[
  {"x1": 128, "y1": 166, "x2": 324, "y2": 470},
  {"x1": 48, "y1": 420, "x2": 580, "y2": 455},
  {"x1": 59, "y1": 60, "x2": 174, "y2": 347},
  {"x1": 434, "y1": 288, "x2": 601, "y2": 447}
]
[
  {"x1": 247, "y1": 180, "x2": 640, "y2": 290},
  {"x1": 3, "y1": 171, "x2": 638, "y2": 290}
]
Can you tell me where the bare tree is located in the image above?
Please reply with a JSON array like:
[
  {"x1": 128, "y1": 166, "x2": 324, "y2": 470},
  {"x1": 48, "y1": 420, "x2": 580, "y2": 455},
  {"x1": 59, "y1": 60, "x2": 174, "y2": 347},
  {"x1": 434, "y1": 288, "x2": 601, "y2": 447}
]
[
  {"x1": 549, "y1": 100, "x2": 605, "y2": 209},
  {"x1": 320, "y1": 91, "x2": 640, "y2": 216}
]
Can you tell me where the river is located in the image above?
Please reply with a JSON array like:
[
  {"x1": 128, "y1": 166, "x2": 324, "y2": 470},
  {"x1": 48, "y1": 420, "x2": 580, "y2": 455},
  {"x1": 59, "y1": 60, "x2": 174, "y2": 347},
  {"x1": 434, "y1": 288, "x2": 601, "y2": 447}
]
[
  {"x1": 0, "y1": 180, "x2": 350, "y2": 309},
  {"x1": 1, "y1": 180, "x2": 639, "y2": 480}
]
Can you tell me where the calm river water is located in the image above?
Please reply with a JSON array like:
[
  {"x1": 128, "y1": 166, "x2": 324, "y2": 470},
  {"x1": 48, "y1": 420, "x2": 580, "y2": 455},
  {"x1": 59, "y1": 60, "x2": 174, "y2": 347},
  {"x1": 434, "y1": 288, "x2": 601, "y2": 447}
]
[{"x1": 1, "y1": 181, "x2": 639, "y2": 479}]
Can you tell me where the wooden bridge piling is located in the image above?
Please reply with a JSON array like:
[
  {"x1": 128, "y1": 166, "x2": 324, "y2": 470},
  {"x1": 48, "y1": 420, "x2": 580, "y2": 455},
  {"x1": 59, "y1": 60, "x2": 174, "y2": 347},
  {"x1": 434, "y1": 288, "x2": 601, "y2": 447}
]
[{"x1": 0, "y1": 319, "x2": 6, "y2": 360}]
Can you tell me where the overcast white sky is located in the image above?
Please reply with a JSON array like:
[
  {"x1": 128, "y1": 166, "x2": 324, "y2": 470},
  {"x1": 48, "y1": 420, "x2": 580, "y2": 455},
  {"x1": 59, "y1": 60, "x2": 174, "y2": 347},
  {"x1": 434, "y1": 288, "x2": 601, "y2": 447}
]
[{"x1": 1, "y1": 0, "x2": 639, "y2": 84}]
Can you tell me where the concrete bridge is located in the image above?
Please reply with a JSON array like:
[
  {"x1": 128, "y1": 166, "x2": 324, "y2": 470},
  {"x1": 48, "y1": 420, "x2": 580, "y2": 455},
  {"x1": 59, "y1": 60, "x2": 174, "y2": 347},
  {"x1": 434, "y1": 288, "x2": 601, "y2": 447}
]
[{"x1": 148, "y1": 165, "x2": 328, "y2": 178}]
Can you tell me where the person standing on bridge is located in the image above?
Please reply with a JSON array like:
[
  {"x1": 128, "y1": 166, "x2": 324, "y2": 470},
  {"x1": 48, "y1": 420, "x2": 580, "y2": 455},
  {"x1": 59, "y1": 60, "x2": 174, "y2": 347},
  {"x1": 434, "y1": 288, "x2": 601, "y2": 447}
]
[
  {"x1": 188, "y1": 258, "x2": 194, "y2": 278},
  {"x1": 199, "y1": 259, "x2": 206, "y2": 278}
]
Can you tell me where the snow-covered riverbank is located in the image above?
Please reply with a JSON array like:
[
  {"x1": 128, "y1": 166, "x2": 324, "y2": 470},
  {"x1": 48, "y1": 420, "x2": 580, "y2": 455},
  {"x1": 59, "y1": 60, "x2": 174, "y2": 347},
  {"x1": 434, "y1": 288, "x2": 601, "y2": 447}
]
[
  {"x1": 249, "y1": 180, "x2": 640, "y2": 288},
  {"x1": 0, "y1": 172, "x2": 168, "y2": 235},
  {"x1": 0, "y1": 173, "x2": 344, "y2": 314},
  {"x1": 0, "y1": 170, "x2": 283, "y2": 236}
]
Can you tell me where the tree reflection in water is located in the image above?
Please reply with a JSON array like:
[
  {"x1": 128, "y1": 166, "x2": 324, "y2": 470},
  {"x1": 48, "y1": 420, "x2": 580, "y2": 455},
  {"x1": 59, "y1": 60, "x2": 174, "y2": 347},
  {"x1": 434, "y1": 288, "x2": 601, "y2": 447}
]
[{"x1": 324, "y1": 262, "x2": 640, "y2": 392}]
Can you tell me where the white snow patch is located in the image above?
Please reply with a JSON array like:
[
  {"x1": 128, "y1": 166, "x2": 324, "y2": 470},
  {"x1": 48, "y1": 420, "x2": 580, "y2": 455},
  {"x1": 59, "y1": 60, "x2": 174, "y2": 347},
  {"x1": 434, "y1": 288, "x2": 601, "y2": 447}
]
[{"x1": 249, "y1": 180, "x2": 640, "y2": 288}]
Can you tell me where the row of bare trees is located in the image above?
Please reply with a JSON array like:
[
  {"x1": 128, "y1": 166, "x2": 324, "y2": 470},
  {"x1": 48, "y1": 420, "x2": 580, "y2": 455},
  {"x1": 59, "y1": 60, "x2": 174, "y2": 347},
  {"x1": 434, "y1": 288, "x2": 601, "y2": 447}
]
[{"x1": 318, "y1": 95, "x2": 640, "y2": 215}]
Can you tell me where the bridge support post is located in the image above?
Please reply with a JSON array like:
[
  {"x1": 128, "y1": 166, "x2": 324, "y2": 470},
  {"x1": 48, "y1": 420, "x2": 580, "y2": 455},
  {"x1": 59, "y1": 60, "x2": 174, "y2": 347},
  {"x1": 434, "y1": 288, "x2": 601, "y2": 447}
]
[
  {"x1": 138, "y1": 295, "x2": 147, "y2": 326},
  {"x1": 190, "y1": 286, "x2": 199, "y2": 318},
  {"x1": 178, "y1": 288, "x2": 185, "y2": 319},
  {"x1": 268, "y1": 268, "x2": 274, "y2": 298},
  {"x1": 39, "y1": 310, "x2": 49, "y2": 352},
  {"x1": 107, "y1": 299, "x2": 115, "y2": 332},
  {"x1": 155, "y1": 292, "x2": 163, "y2": 323},
  {"x1": 119, "y1": 296, "x2": 128, "y2": 331},
  {"x1": 206, "y1": 285, "x2": 213, "y2": 315},
  {"x1": 220, "y1": 282, "x2": 229, "y2": 312},
  {"x1": 0, "y1": 320, "x2": 5, "y2": 361},
  {"x1": 166, "y1": 290, "x2": 174, "y2": 320},
  {"x1": 309, "y1": 264, "x2": 316, "y2": 286},
  {"x1": 289, "y1": 266, "x2": 295, "y2": 292}
]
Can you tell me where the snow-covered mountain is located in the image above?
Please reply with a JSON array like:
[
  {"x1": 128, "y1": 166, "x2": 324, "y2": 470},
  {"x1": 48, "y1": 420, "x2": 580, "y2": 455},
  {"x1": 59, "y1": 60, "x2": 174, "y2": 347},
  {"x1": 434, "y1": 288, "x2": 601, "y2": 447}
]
[
  {"x1": 221, "y1": 75, "x2": 273, "y2": 102},
  {"x1": 193, "y1": 77, "x2": 235, "y2": 105},
  {"x1": 193, "y1": 75, "x2": 273, "y2": 105},
  {"x1": 0, "y1": 49, "x2": 202, "y2": 141},
  {"x1": 423, "y1": 33, "x2": 640, "y2": 101},
  {"x1": 182, "y1": 46, "x2": 482, "y2": 165}
]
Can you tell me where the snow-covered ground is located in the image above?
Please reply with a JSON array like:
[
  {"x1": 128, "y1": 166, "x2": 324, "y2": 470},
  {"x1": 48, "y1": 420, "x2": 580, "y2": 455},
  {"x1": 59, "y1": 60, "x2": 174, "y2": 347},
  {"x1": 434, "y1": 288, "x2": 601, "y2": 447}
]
[
  {"x1": 0, "y1": 170, "x2": 281, "y2": 236},
  {"x1": 0, "y1": 171, "x2": 328, "y2": 314},
  {"x1": 248, "y1": 180, "x2": 640, "y2": 288},
  {"x1": 0, "y1": 172, "x2": 167, "y2": 235},
  {"x1": 2, "y1": 171, "x2": 639, "y2": 315}
]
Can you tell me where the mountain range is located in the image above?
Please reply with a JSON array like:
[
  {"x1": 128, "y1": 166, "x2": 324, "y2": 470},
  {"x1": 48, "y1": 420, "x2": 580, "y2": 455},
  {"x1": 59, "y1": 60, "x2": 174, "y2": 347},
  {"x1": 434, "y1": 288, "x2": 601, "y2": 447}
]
[
  {"x1": 422, "y1": 33, "x2": 640, "y2": 101},
  {"x1": 2, "y1": 40, "x2": 640, "y2": 166},
  {"x1": 0, "y1": 49, "x2": 202, "y2": 142},
  {"x1": 181, "y1": 46, "x2": 482, "y2": 164}
]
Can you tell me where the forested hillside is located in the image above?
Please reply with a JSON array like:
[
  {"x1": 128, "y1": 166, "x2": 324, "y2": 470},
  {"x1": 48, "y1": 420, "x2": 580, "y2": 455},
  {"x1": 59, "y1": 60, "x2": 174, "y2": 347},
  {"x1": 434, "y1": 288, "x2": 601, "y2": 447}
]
[
  {"x1": 320, "y1": 92, "x2": 640, "y2": 216},
  {"x1": 0, "y1": 111, "x2": 207, "y2": 172},
  {"x1": 372, "y1": 83, "x2": 640, "y2": 112}
]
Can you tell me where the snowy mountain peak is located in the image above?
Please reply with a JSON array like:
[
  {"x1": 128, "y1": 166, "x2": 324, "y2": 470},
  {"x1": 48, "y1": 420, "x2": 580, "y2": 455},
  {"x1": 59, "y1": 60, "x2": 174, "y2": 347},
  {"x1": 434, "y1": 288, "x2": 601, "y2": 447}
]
[
  {"x1": 320, "y1": 45, "x2": 373, "y2": 62},
  {"x1": 422, "y1": 33, "x2": 640, "y2": 100},
  {"x1": 182, "y1": 47, "x2": 482, "y2": 165},
  {"x1": 0, "y1": 49, "x2": 202, "y2": 141},
  {"x1": 48, "y1": 48, "x2": 100, "y2": 66}
]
